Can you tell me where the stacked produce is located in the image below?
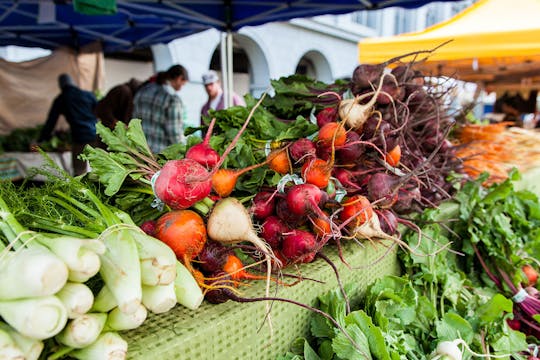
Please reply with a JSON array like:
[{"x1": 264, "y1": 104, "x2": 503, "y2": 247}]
[
  {"x1": 455, "y1": 122, "x2": 540, "y2": 184},
  {"x1": 1, "y1": 58, "x2": 538, "y2": 359}
]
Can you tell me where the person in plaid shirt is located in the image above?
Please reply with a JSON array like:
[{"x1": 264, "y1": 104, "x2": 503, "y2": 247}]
[{"x1": 133, "y1": 64, "x2": 189, "y2": 153}]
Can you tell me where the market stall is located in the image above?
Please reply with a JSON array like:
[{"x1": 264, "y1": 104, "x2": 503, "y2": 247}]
[
  {"x1": 358, "y1": 0, "x2": 540, "y2": 91},
  {"x1": 0, "y1": 1, "x2": 538, "y2": 359},
  {"x1": 0, "y1": 60, "x2": 537, "y2": 359},
  {"x1": 0, "y1": 0, "x2": 463, "y2": 109}
]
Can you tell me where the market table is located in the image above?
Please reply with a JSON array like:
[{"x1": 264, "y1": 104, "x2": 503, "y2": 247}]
[
  {"x1": 123, "y1": 240, "x2": 400, "y2": 360},
  {"x1": 0, "y1": 151, "x2": 72, "y2": 181}
]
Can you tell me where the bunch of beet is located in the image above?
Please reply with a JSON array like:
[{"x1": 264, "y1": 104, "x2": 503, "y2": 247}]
[
  {"x1": 247, "y1": 59, "x2": 464, "y2": 258},
  {"x1": 251, "y1": 185, "x2": 328, "y2": 266}
]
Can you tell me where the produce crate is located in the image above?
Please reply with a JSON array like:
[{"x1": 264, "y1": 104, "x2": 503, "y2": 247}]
[{"x1": 124, "y1": 240, "x2": 401, "y2": 359}]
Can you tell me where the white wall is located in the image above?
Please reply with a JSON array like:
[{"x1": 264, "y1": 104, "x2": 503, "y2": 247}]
[
  {"x1": 162, "y1": 22, "x2": 361, "y2": 128},
  {"x1": 102, "y1": 59, "x2": 154, "y2": 93}
]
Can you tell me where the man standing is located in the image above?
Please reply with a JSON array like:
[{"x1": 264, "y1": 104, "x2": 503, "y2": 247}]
[
  {"x1": 37, "y1": 73, "x2": 97, "y2": 176},
  {"x1": 200, "y1": 70, "x2": 245, "y2": 124},
  {"x1": 133, "y1": 64, "x2": 189, "y2": 153}
]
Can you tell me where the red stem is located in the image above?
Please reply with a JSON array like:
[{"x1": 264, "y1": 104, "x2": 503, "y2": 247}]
[
  {"x1": 210, "y1": 93, "x2": 267, "y2": 177},
  {"x1": 203, "y1": 117, "x2": 217, "y2": 145},
  {"x1": 471, "y1": 242, "x2": 502, "y2": 289},
  {"x1": 497, "y1": 267, "x2": 518, "y2": 293}
]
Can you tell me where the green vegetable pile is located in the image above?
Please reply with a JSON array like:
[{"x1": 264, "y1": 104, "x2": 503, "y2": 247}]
[
  {"x1": 0, "y1": 126, "x2": 71, "y2": 153},
  {"x1": 279, "y1": 170, "x2": 540, "y2": 359}
]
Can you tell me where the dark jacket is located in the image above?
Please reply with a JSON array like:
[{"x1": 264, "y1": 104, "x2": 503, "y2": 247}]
[
  {"x1": 95, "y1": 78, "x2": 142, "y2": 129},
  {"x1": 39, "y1": 85, "x2": 97, "y2": 144}
]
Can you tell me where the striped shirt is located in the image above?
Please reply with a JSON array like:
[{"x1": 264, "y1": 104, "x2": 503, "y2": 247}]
[{"x1": 133, "y1": 83, "x2": 185, "y2": 153}]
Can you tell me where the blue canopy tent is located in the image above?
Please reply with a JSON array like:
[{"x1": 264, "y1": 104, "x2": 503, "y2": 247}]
[{"x1": 0, "y1": 0, "x2": 462, "y2": 104}]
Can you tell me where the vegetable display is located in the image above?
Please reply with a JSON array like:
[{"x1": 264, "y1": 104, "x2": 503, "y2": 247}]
[
  {"x1": 0, "y1": 57, "x2": 538, "y2": 359},
  {"x1": 281, "y1": 172, "x2": 540, "y2": 359}
]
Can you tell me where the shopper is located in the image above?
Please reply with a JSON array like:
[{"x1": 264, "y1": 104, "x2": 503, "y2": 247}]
[
  {"x1": 133, "y1": 64, "x2": 189, "y2": 153},
  {"x1": 94, "y1": 78, "x2": 143, "y2": 129},
  {"x1": 36, "y1": 73, "x2": 98, "y2": 176},
  {"x1": 200, "y1": 70, "x2": 245, "y2": 124}
]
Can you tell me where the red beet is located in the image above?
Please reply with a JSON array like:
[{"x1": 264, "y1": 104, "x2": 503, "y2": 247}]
[
  {"x1": 260, "y1": 216, "x2": 289, "y2": 249},
  {"x1": 316, "y1": 107, "x2": 338, "y2": 128},
  {"x1": 185, "y1": 117, "x2": 220, "y2": 168},
  {"x1": 198, "y1": 240, "x2": 231, "y2": 274},
  {"x1": 366, "y1": 172, "x2": 399, "y2": 208},
  {"x1": 275, "y1": 198, "x2": 306, "y2": 227},
  {"x1": 281, "y1": 229, "x2": 317, "y2": 263},
  {"x1": 140, "y1": 220, "x2": 157, "y2": 236},
  {"x1": 251, "y1": 191, "x2": 276, "y2": 219},
  {"x1": 289, "y1": 138, "x2": 316, "y2": 165},
  {"x1": 336, "y1": 131, "x2": 364, "y2": 165},
  {"x1": 376, "y1": 209, "x2": 398, "y2": 235},
  {"x1": 332, "y1": 168, "x2": 362, "y2": 193},
  {"x1": 154, "y1": 159, "x2": 212, "y2": 210},
  {"x1": 286, "y1": 183, "x2": 325, "y2": 218}
]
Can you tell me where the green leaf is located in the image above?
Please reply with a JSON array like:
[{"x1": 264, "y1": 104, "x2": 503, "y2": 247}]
[
  {"x1": 490, "y1": 320, "x2": 528, "y2": 355},
  {"x1": 476, "y1": 293, "x2": 512, "y2": 324},
  {"x1": 435, "y1": 313, "x2": 474, "y2": 344},
  {"x1": 332, "y1": 324, "x2": 372, "y2": 360},
  {"x1": 318, "y1": 340, "x2": 334, "y2": 360},
  {"x1": 311, "y1": 313, "x2": 336, "y2": 339},
  {"x1": 125, "y1": 119, "x2": 153, "y2": 157},
  {"x1": 346, "y1": 310, "x2": 391, "y2": 360},
  {"x1": 304, "y1": 341, "x2": 322, "y2": 360},
  {"x1": 81, "y1": 147, "x2": 137, "y2": 196}
]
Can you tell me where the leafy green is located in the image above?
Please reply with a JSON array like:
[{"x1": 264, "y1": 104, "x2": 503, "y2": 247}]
[
  {"x1": 0, "y1": 126, "x2": 71, "y2": 153},
  {"x1": 261, "y1": 75, "x2": 348, "y2": 119},
  {"x1": 284, "y1": 174, "x2": 537, "y2": 359}
]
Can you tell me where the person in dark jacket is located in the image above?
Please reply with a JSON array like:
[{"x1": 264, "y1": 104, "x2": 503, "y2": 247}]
[
  {"x1": 37, "y1": 73, "x2": 98, "y2": 175},
  {"x1": 94, "y1": 78, "x2": 143, "y2": 129}
]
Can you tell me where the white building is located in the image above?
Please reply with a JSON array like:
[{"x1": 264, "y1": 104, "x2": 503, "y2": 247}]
[{"x1": 0, "y1": 1, "x2": 474, "y2": 128}]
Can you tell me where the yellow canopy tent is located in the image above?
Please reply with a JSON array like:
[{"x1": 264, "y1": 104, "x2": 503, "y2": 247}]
[{"x1": 358, "y1": 0, "x2": 540, "y2": 91}]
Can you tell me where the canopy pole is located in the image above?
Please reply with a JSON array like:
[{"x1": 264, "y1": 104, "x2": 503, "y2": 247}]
[
  {"x1": 226, "y1": 30, "x2": 233, "y2": 108},
  {"x1": 220, "y1": 31, "x2": 230, "y2": 108}
]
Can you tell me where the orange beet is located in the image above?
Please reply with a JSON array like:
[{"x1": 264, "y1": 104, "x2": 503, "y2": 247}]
[{"x1": 155, "y1": 210, "x2": 207, "y2": 263}]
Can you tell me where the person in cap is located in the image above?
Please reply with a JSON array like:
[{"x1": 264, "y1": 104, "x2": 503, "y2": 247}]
[
  {"x1": 200, "y1": 70, "x2": 245, "y2": 124},
  {"x1": 133, "y1": 64, "x2": 189, "y2": 153},
  {"x1": 36, "y1": 73, "x2": 98, "y2": 176},
  {"x1": 94, "y1": 77, "x2": 143, "y2": 130}
]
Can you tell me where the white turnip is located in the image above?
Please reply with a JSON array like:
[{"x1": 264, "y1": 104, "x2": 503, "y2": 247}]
[{"x1": 339, "y1": 73, "x2": 390, "y2": 131}]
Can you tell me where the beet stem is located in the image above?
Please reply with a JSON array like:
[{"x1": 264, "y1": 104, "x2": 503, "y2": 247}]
[{"x1": 316, "y1": 252, "x2": 350, "y2": 314}]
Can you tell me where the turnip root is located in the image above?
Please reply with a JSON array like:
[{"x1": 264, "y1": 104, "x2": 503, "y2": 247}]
[
  {"x1": 339, "y1": 73, "x2": 390, "y2": 131},
  {"x1": 206, "y1": 197, "x2": 282, "y2": 333},
  {"x1": 432, "y1": 340, "x2": 463, "y2": 360},
  {"x1": 431, "y1": 339, "x2": 512, "y2": 360}
]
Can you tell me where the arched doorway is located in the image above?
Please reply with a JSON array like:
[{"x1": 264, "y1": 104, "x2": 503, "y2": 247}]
[
  {"x1": 208, "y1": 34, "x2": 270, "y2": 98},
  {"x1": 295, "y1": 50, "x2": 333, "y2": 83}
]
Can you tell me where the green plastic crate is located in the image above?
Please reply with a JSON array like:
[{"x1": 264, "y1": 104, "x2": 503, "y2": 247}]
[{"x1": 124, "y1": 240, "x2": 400, "y2": 359}]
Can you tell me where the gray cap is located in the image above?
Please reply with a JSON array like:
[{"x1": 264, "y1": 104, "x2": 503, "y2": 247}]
[
  {"x1": 58, "y1": 73, "x2": 75, "y2": 89},
  {"x1": 202, "y1": 70, "x2": 219, "y2": 85}
]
